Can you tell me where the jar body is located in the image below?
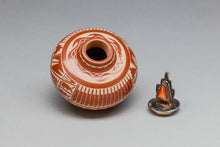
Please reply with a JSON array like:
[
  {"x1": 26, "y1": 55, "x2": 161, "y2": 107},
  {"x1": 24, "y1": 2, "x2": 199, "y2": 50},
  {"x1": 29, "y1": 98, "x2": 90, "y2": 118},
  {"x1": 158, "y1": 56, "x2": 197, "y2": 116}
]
[{"x1": 50, "y1": 28, "x2": 137, "y2": 110}]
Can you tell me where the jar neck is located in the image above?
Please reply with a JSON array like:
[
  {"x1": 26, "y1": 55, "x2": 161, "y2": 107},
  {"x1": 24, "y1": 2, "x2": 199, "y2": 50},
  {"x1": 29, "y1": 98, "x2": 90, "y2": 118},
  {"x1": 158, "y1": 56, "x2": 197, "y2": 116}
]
[{"x1": 79, "y1": 39, "x2": 115, "y2": 69}]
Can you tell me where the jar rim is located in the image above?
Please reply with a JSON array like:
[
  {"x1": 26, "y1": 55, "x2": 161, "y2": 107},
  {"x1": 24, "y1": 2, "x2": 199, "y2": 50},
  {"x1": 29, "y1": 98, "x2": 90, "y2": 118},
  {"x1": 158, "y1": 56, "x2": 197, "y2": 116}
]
[{"x1": 81, "y1": 38, "x2": 114, "y2": 67}]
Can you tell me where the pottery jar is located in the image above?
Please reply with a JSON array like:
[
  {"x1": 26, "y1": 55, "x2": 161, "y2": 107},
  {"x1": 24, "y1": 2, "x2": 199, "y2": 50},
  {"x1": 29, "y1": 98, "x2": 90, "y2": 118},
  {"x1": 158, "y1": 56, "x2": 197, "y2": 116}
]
[{"x1": 50, "y1": 28, "x2": 137, "y2": 110}]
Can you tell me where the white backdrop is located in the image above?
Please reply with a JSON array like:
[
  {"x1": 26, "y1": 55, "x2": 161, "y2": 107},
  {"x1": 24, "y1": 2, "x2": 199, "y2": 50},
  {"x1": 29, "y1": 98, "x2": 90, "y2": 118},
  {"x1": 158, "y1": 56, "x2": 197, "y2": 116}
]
[{"x1": 0, "y1": 0, "x2": 220, "y2": 146}]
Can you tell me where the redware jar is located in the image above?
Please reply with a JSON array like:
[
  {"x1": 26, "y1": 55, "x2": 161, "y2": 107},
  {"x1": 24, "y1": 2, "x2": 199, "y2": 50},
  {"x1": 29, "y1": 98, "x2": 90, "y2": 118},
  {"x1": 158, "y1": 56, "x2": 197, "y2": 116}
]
[{"x1": 50, "y1": 28, "x2": 137, "y2": 110}]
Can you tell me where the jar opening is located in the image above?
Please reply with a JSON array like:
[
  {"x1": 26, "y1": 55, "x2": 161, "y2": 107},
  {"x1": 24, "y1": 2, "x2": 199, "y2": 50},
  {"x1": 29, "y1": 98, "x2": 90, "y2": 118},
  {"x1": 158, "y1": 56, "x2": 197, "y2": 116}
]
[
  {"x1": 85, "y1": 40, "x2": 109, "y2": 61},
  {"x1": 86, "y1": 47, "x2": 107, "y2": 61}
]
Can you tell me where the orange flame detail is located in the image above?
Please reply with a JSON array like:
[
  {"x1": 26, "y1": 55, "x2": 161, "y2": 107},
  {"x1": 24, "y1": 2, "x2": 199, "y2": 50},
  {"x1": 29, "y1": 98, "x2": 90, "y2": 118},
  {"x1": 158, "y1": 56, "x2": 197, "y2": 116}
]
[{"x1": 156, "y1": 85, "x2": 168, "y2": 101}]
